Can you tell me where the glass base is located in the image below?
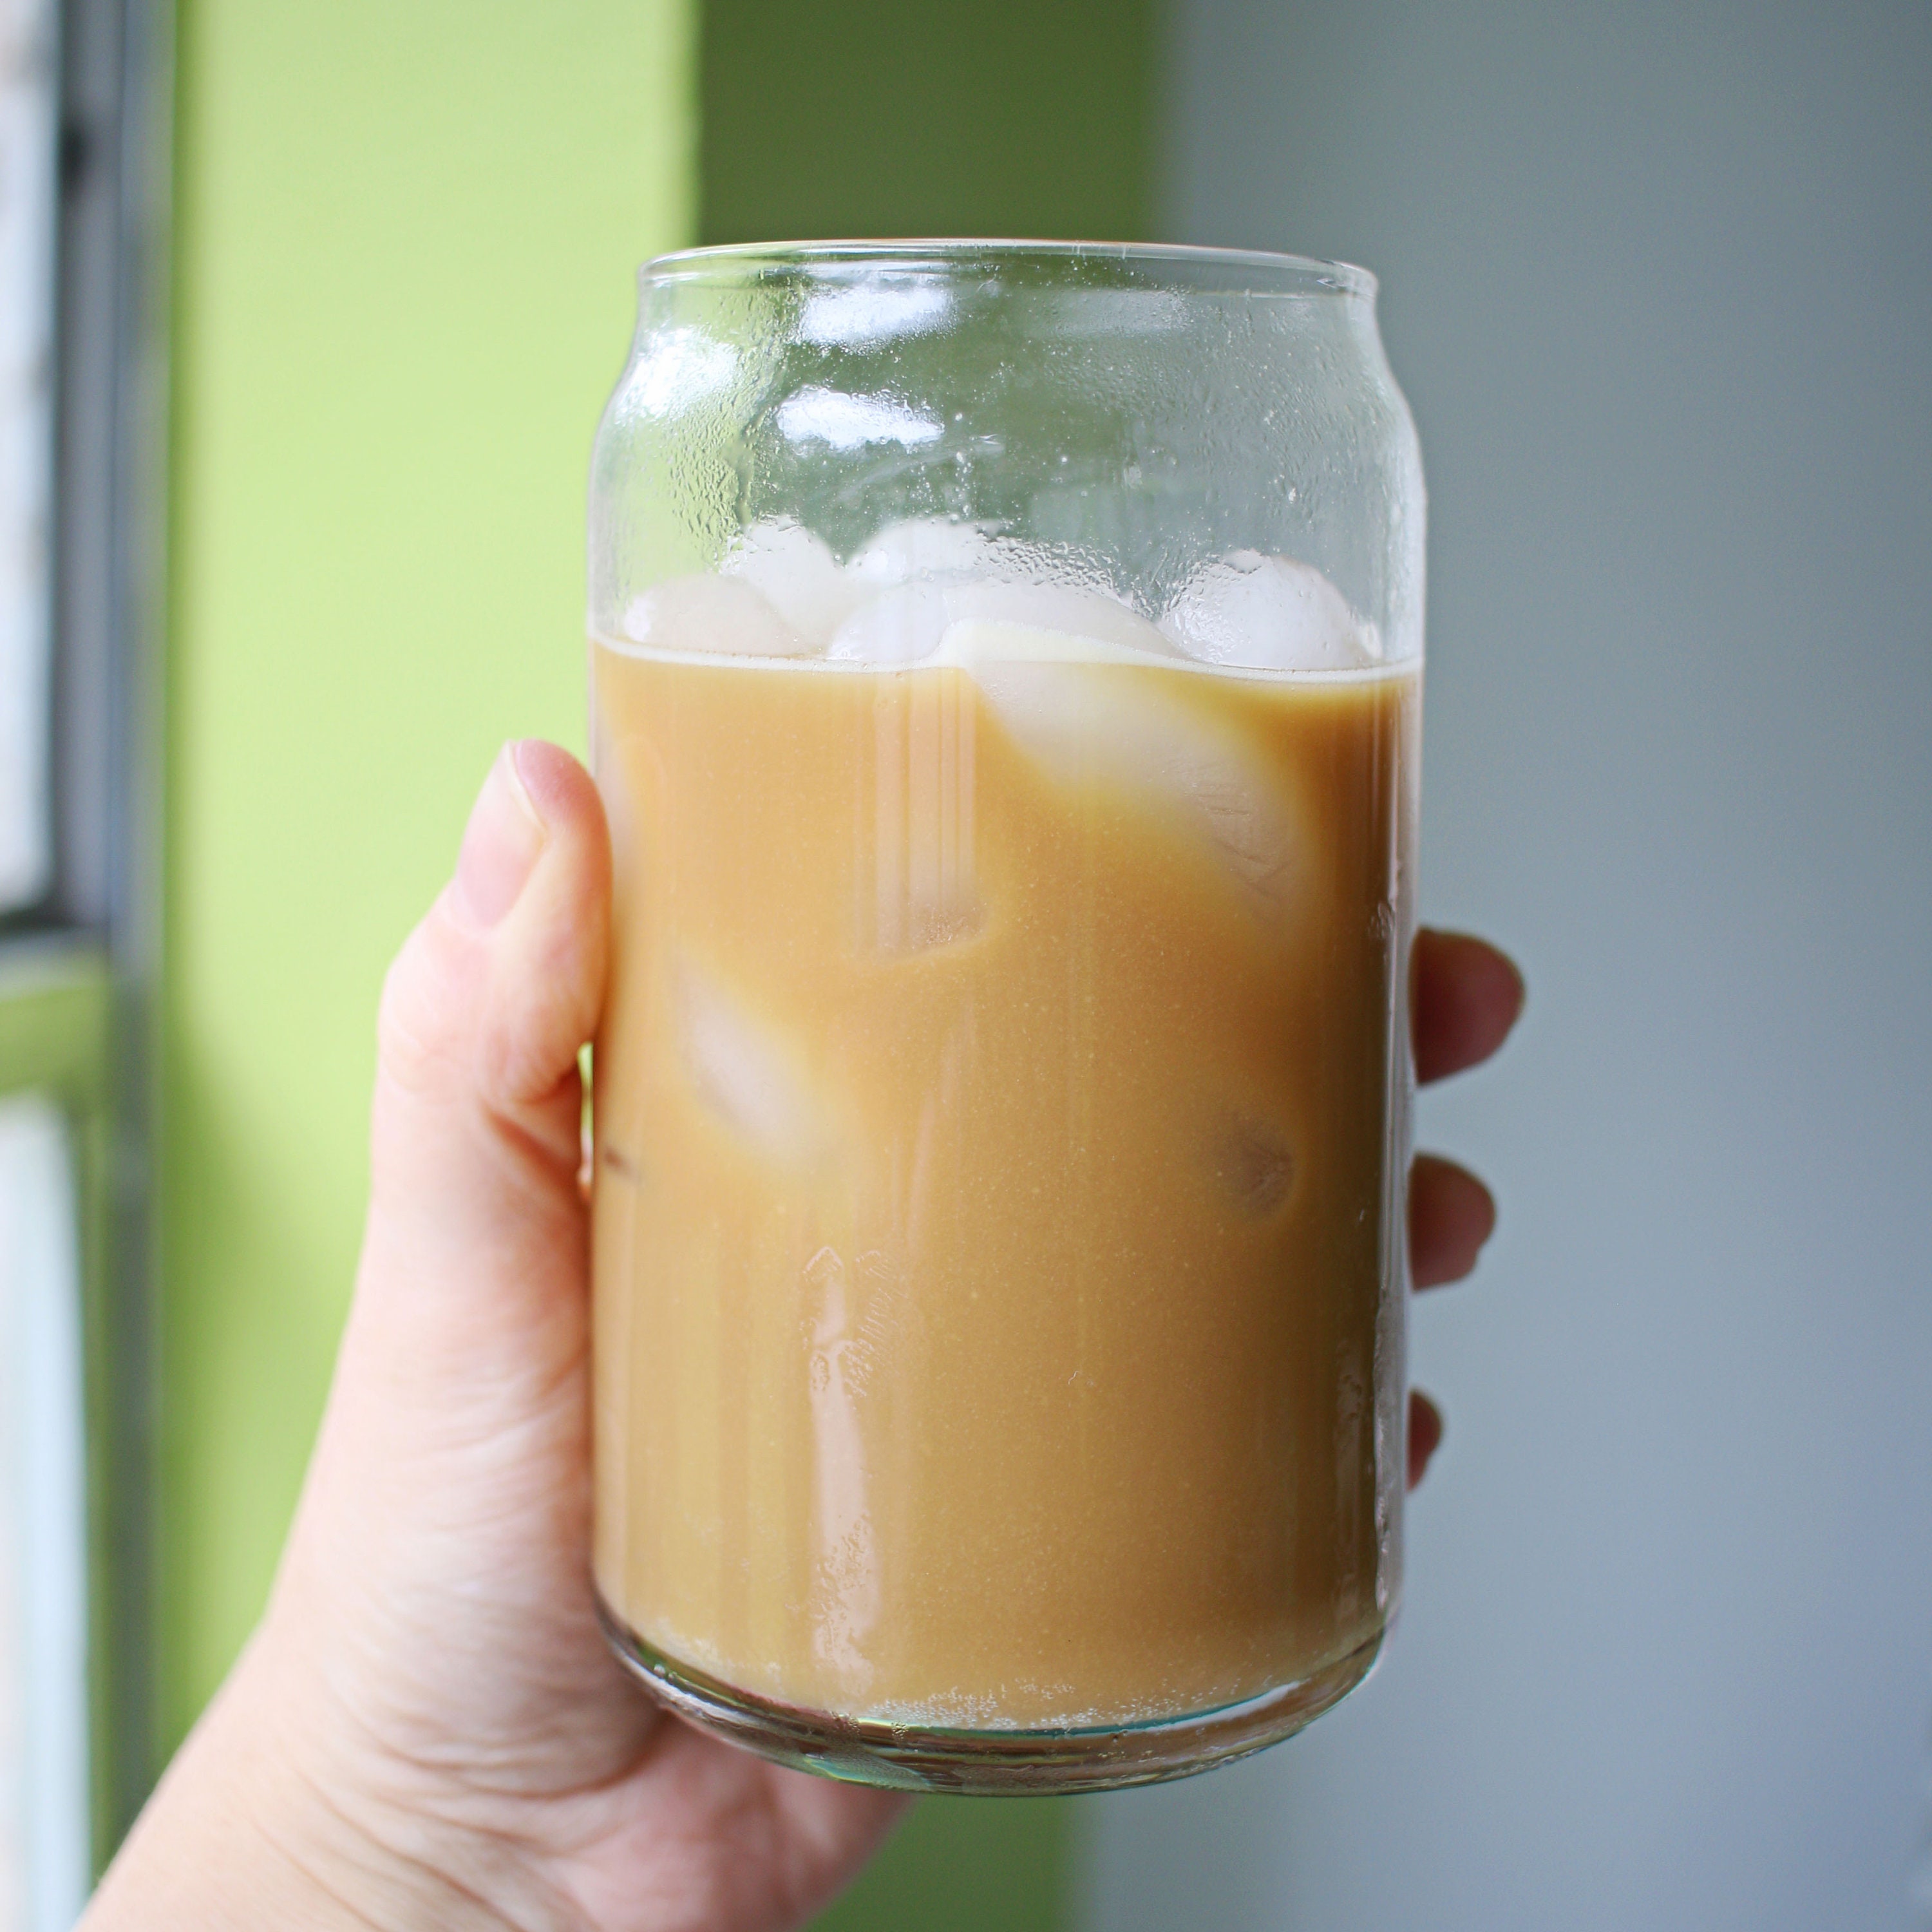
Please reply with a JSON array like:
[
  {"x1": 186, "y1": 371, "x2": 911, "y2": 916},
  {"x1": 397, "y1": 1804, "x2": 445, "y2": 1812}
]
[{"x1": 596, "y1": 1593, "x2": 1383, "y2": 1795}]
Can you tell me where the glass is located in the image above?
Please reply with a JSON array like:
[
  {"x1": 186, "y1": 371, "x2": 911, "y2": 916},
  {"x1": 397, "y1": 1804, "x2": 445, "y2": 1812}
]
[{"x1": 587, "y1": 241, "x2": 1425, "y2": 1793}]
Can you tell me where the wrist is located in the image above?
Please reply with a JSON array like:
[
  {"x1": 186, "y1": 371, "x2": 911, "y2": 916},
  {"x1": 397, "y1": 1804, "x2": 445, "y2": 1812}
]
[{"x1": 83, "y1": 1633, "x2": 527, "y2": 1932}]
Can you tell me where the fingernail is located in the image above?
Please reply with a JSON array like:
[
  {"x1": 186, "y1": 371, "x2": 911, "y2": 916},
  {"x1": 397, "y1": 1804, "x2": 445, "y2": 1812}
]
[{"x1": 453, "y1": 744, "x2": 546, "y2": 929}]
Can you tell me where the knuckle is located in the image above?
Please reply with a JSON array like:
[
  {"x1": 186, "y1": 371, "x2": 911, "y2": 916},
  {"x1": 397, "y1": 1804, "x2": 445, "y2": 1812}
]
[{"x1": 375, "y1": 909, "x2": 484, "y2": 1102}]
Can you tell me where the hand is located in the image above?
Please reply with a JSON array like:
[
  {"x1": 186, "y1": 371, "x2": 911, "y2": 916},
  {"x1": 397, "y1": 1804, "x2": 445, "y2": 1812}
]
[
  {"x1": 84, "y1": 743, "x2": 1521, "y2": 1932},
  {"x1": 1406, "y1": 928, "x2": 1526, "y2": 1484}
]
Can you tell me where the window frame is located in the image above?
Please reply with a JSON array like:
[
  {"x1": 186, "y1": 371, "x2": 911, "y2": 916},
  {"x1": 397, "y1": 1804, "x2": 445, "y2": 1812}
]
[{"x1": 0, "y1": 0, "x2": 172, "y2": 1875}]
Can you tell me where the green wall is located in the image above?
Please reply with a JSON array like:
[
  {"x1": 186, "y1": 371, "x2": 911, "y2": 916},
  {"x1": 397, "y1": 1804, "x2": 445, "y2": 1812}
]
[
  {"x1": 165, "y1": 1, "x2": 1155, "y2": 1924},
  {"x1": 164, "y1": 0, "x2": 693, "y2": 1743},
  {"x1": 702, "y1": 0, "x2": 1155, "y2": 244}
]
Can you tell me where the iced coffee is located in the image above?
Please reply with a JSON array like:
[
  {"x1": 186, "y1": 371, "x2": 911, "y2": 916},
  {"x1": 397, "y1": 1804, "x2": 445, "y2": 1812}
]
[{"x1": 591, "y1": 524, "x2": 1418, "y2": 1750}]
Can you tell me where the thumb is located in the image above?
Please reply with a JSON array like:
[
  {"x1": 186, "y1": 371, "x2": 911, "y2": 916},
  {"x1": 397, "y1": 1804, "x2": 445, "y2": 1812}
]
[
  {"x1": 320, "y1": 739, "x2": 610, "y2": 1487},
  {"x1": 262, "y1": 742, "x2": 645, "y2": 1803},
  {"x1": 375, "y1": 737, "x2": 609, "y2": 1207},
  {"x1": 370, "y1": 735, "x2": 607, "y2": 1273}
]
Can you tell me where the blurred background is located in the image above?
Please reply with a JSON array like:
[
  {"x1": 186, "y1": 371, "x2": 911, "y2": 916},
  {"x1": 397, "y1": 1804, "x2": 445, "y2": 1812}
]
[{"x1": 0, "y1": 0, "x2": 1926, "y2": 1927}]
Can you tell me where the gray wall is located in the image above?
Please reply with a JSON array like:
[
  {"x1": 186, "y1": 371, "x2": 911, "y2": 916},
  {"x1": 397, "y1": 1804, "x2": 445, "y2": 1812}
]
[{"x1": 1079, "y1": 3, "x2": 1932, "y2": 1927}]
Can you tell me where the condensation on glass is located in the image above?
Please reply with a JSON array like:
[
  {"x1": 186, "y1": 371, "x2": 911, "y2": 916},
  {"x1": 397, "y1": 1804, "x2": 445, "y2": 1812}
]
[
  {"x1": 0, "y1": 0, "x2": 56, "y2": 916},
  {"x1": 586, "y1": 242, "x2": 1426, "y2": 1792}
]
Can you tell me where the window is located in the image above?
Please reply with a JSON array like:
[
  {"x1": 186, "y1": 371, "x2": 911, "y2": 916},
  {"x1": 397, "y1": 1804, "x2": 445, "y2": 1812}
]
[
  {"x1": 0, "y1": 1094, "x2": 89, "y2": 1929},
  {"x1": 0, "y1": 0, "x2": 170, "y2": 1902},
  {"x1": 0, "y1": 0, "x2": 55, "y2": 914}
]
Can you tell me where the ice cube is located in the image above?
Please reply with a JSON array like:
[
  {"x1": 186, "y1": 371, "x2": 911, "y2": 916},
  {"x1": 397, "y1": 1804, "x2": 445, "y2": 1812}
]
[
  {"x1": 864, "y1": 670, "x2": 981, "y2": 954},
  {"x1": 825, "y1": 580, "x2": 955, "y2": 665},
  {"x1": 1160, "y1": 551, "x2": 1379, "y2": 671},
  {"x1": 800, "y1": 1244, "x2": 881, "y2": 1678},
  {"x1": 720, "y1": 519, "x2": 862, "y2": 646},
  {"x1": 1211, "y1": 1117, "x2": 1295, "y2": 1217},
  {"x1": 961, "y1": 621, "x2": 1306, "y2": 920},
  {"x1": 620, "y1": 573, "x2": 807, "y2": 658},
  {"x1": 676, "y1": 961, "x2": 824, "y2": 1161},
  {"x1": 847, "y1": 516, "x2": 1010, "y2": 587},
  {"x1": 947, "y1": 583, "x2": 1182, "y2": 660},
  {"x1": 828, "y1": 579, "x2": 1183, "y2": 667}
]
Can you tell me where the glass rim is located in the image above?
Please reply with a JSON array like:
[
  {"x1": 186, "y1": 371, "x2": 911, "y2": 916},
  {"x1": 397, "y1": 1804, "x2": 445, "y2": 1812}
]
[{"x1": 640, "y1": 238, "x2": 1378, "y2": 300}]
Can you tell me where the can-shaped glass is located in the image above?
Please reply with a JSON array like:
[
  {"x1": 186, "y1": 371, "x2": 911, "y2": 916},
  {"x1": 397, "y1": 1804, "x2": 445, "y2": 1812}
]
[{"x1": 587, "y1": 241, "x2": 1425, "y2": 1794}]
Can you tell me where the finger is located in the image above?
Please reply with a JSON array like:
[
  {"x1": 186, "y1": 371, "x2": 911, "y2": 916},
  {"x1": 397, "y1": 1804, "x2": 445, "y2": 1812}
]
[
  {"x1": 370, "y1": 739, "x2": 611, "y2": 1238},
  {"x1": 339, "y1": 740, "x2": 612, "y2": 1439},
  {"x1": 1414, "y1": 929, "x2": 1524, "y2": 1084},
  {"x1": 1410, "y1": 1153, "x2": 1497, "y2": 1288},
  {"x1": 1407, "y1": 1390, "x2": 1443, "y2": 1489}
]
